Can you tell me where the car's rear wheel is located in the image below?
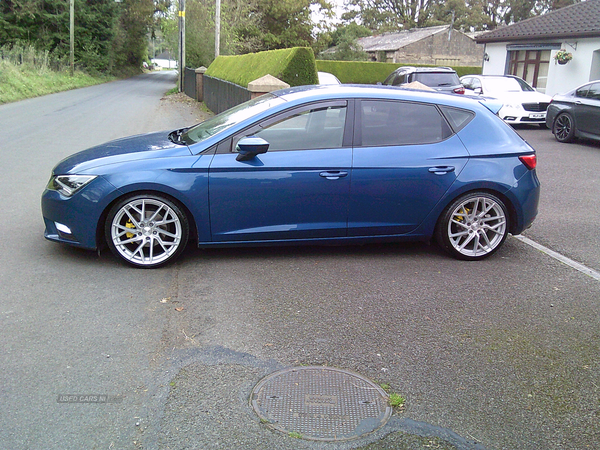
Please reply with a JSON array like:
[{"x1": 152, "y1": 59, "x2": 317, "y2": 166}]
[
  {"x1": 105, "y1": 194, "x2": 189, "y2": 268},
  {"x1": 436, "y1": 192, "x2": 508, "y2": 261},
  {"x1": 553, "y1": 112, "x2": 576, "y2": 143}
]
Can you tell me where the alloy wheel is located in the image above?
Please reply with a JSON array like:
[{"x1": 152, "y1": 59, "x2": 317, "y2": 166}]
[
  {"x1": 108, "y1": 196, "x2": 187, "y2": 268},
  {"x1": 443, "y1": 194, "x2": 508, "y2": 259},
  {"x1": 554, "y1": 113, "x2": 575, "y2": 143}
]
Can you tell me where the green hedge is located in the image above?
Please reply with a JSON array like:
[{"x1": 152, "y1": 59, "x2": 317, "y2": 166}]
[
  {"x1": 206, "y1": 47, "x2": 318, "y2": 87},
  {"x1": 315, "y1": 60, "x2": 482, "y2": 84}
]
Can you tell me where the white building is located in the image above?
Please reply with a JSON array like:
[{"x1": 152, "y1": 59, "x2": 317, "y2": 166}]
[
  {"x1": 476, "y1": 0, "x2": 600, "y2": 95},
  {"x1": 151, "y1": 51, "x2": 176, "y2": 69}
]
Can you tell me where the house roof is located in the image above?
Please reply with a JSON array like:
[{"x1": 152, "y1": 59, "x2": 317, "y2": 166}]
[
  {"x1": 476, "y1": 0, "x2": 600, "y2": 43},
  {"x1": 357, "y1": 25, "x2": 452, "y2": 52}
]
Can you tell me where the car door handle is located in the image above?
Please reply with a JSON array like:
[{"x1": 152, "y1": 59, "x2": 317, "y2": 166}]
[
  {"x1": 428, "y1": 166, "x2": 455, "y2": 175},
  {"x1": 320, "y1": 171, "x2": 348, "y2": 180}
]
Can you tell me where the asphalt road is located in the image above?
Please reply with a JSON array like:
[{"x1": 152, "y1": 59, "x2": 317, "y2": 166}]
[{"x1": 0, "y1": 76, "x2": 598, "y2": 450}]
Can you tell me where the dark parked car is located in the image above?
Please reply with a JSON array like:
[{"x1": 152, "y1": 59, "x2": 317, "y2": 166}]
[
  {"x1": 42, "y1": 85, "x2": 539, "y2": 268},
  {"x1": 383, "y1": 66, "x2": 465, "y2": 94},
  {"x1": 546, "y1": 80, "x2": 600, "y2": 143}
]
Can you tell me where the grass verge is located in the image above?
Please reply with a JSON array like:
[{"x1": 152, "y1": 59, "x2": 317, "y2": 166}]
[{"x1": 0, "y1": 62, "x2": 114, "y2": 104}]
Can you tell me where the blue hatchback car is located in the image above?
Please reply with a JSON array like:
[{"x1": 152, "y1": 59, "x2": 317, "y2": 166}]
[{"x1": 42, "y1": 85, "x2": 540, "y2": 268}]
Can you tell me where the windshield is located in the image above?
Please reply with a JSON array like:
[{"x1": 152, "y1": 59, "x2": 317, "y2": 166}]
[
  {"x1": 180, "y1": 94, "x2": 285, "y2": 145},
  {"x1": 484, "y1": 77, "x2": 534, "y2": 94}
]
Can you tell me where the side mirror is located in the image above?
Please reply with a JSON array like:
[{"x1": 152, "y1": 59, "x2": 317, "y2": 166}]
[{"x1": 236, "y1": 136, "x2": 269, "y2": 161}]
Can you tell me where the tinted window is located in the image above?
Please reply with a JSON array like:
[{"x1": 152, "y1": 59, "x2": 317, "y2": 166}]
[
  {"x1": 385, "y1": 73, "x2": 405, "y2": 86},
  {"x1": 575, "y1": 85, "x2": 590, "y2": 98},
  {"x1": 248, "y1": 104, "x2": 347, "y2": 151},
  {"x1": 383, "y1": 72, "x2": 395, "y2": 85},
  {"x1": 413, "y1": 72, "x2": 460, "y2": 87},
  {"x1": 586, "y1": 83, "x2": 600, "y2": 100},
  {"x1": 439, "y1": 106, "x2": 475, "y2": 132},
  {"x1": 360, "y1": 100, "x2": 452, "y2": 146}
]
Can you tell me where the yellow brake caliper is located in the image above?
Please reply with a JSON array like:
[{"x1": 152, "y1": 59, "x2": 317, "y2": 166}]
[
  {"x1": 125, "y1": 220, "x2": 136, "y2": 238},
  {"x1": 456, "y1": 207, "x2": 470, "y2": 223}
]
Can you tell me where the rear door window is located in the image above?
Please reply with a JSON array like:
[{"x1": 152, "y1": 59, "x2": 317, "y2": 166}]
[{"x1": 358, "y1": 100, "x2": 452, "y2": 146}]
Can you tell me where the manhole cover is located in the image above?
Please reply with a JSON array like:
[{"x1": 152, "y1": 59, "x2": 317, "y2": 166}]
[{"x1": 250, "y1": 366, "x2": 392, "y2": 441}]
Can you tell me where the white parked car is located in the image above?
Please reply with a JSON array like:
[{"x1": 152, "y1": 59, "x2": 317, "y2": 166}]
[
  {"x1": 460, "y1": 75, "x2": 552, "y2": 126},
  {"x1": 317, "y1": 72, "x2": 341, "y2": 85}
]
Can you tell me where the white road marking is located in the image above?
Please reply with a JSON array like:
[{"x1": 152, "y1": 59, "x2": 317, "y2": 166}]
[{"x1": 513, "y1": 234, "x2": 600, "y2": 282}]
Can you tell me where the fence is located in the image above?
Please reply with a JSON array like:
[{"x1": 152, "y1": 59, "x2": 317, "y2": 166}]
[
  {"x1": 0, "y1": 45, "x2": 68, "y2": 71},
  {"x1": 183, "y1": 67, "x2": 197, "y2": 100},
  {"x1": 203, "y1": 75, "x2": 251, "y2": 114}
]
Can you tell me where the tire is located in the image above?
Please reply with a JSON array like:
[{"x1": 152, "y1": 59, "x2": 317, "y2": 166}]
[
  {"x1": 553, "y1": 112, "x2": 576, "y2": 143},
  {"x1": 435, "y1": 192, "x2": 509, "y2": 261},
  {"x1": 105, "y1": 194, "x2": 189, "y2": 268}
]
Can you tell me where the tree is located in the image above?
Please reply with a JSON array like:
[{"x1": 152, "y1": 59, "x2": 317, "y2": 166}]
[
  {"x1": 342, "y1": 0, "x2": 580, "y2": 32},
  {"x1": 235, "y1": 0, "x2": 332, "y2": 53},
  {"x1": 342, "y1": 0, "x2": 437, "y2": 32},
  {"x1": 318, "y1": 22, "x2": 371, "y2": 60},
  {"x1": 0, "y1": 0, "x2": 161, "y2": 74},
  {"x1": 429, "y1": 0, "x2": 489, "y2": 31}
]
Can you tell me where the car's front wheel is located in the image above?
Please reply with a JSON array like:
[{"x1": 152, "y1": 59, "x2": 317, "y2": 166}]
[
  {"x1": 105, "y1": 194, "x2": 189, "y2": 268},
  {"x1": 436, "y1": 192, "x2": 508, "y2": 261},
  {"x1": 553, "y1": 112, "x2": 576, "y2": 143}
]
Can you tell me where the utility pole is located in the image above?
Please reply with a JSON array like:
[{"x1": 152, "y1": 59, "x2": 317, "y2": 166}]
[
  {"x1": 215, "y1": 0, "x2": 221, "y2": 58},
  {"x1": 69, "y1": 0, "x2": 74, "y2": 76},
  {"x1": 178, "y1": 0, "x2": 186, "y2": 92}
]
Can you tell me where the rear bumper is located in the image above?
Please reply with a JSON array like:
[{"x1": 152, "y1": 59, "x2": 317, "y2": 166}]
[{"x1": 508, "y1": 168, "x2": 540, "y2": 234}]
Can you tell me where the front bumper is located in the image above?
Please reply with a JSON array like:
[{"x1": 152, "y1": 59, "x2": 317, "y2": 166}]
[
  {"x1": 41, "y1": 176, "x2": 119, "y2": 250},
  {"x1": 501, "y1": 111, "x2": 547, "y2": 124}
]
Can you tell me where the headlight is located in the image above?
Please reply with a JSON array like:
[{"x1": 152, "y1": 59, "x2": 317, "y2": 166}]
[
  {"x1": 47, "y1": 175, "x2": 97, "y2": 197},
  {"x1": 504, "y1": 102, "x2": 522, "y2": 110}
]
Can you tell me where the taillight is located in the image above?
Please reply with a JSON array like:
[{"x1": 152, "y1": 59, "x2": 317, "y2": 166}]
[
  {"x1": 519, "y1": 154, "x2": 537, "y2": 170},
  {"x1": 454, "y1": 87, "x2": 465, "y2": 94}
]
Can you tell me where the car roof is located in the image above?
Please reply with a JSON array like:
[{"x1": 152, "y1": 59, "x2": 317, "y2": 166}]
[
  {"x1": 393, "y1": 66, "x2": 456, "y2": 73},
  {"x1": 463, "y1": 75, "x2": 521, "y2": 80},
  {"x1": 271, "y1": 84, "x2": 486, "y2": 111}
]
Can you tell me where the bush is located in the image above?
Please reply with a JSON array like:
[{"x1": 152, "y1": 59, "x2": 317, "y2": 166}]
[
  {"x1": 315, "y1": 60, "x2": 482, "y2": 84},
  {"x1": 205, "y1": 47, "x2": 318, "y2": 87},
  {"x1": 316, "y1": 60, "x2": 400, "y2": 84}
]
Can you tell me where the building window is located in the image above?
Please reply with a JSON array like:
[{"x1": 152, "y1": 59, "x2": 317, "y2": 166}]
[{"x1": 508, "y1": 50, "x2": 550, "y2": 93}]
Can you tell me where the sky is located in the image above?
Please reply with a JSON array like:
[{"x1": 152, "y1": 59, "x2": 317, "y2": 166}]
[{"x1": 311, "y1": 0, "x2": 348, "y2": 26}]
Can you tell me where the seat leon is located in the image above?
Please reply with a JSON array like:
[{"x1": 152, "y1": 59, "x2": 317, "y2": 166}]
[{"x1": 42, "y1": 85, "x2": 540, "y2": 268}]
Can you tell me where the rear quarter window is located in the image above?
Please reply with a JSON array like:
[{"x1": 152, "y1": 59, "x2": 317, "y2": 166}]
[{"x1": 439, "y1": 106, "x2": 475, "y2": 132}]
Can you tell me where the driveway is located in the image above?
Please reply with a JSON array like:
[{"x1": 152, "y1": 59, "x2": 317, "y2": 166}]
[{"x1": 0, "y1": 80, "x2": 598, "y2": 450}]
